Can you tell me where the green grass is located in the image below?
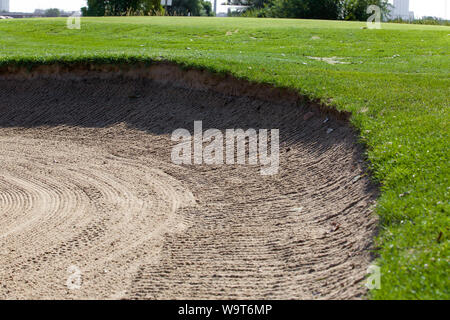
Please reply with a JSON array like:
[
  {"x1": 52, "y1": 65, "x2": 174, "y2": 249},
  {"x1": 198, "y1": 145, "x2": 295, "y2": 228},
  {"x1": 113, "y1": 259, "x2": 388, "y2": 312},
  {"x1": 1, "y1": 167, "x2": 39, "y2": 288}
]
[{"x1": 0, "y1": 16, "x2": 448, "y2": 299}]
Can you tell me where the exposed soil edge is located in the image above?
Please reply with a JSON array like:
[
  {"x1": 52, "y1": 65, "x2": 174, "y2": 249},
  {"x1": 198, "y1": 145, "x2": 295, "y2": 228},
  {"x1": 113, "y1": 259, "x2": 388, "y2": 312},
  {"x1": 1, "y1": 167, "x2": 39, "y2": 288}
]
[{"x1": 0, "y1": 61, "x2": 351, "y2": 122}]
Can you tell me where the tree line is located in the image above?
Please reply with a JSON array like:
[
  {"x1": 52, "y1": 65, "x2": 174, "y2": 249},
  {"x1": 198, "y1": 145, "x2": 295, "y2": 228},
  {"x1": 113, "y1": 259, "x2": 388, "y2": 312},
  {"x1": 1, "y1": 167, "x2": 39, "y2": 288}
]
[
  {"x1": 81, "y1": 0, "x2": 213, "y2": 16},
  {"x1": 81, "y1": 0, "x2": 390, "y2": 20},
  {"x1": 229, "y1": 0, "x2": 391, "y2": 20}
]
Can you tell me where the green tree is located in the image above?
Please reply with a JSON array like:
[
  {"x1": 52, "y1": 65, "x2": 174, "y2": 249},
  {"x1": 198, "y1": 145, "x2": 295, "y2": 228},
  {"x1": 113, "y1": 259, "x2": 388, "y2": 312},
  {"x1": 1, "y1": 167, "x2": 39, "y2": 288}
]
[
  {"x1": 267, "y1": 0, "x2": 340, "y2": 19},
  {"x1": 200, "y1": 0, "x2": 214, "y2": 16},
  {"x1": 82, "y1": 0, "x2": 163, "y2": 16},
  {"x1": 44, "y1": 8, "x2": 61, "y2": 17},
  {"x1": 142, "y1": 0, "x2": 163, "y2": 15},
  {"x1": 81, "y1": 0, "x2": 106, "y2": 16},
  {"x1": 167, "y1": 0, "x2": 202, "y2": 16},
  {"x1": 104, "y1": 0, "x2": 142, "y2": 16},
  {"x1": 227, "y1": 0, "x2": 271, "y2": 8},
  {"x1": 341, "y1": 0, "x2": 391, "y2": 21}
]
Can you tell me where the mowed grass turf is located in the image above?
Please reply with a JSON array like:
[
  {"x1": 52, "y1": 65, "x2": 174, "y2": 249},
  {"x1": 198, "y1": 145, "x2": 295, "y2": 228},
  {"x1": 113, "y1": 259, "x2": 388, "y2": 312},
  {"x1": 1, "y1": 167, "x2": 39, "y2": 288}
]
[{"x1": 0, "y1": 17, "x2": 448, "y2": 299}]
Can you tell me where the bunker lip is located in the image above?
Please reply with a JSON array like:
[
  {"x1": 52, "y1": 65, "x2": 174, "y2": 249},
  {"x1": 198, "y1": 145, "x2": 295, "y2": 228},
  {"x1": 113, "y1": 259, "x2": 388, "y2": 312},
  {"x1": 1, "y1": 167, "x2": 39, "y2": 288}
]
[
  {"x1": 0, "y1": 61, "x2": 351, "y2": 122},
  {"x1": 0, "y1": 63, "x2": 378, "y2": 299}
]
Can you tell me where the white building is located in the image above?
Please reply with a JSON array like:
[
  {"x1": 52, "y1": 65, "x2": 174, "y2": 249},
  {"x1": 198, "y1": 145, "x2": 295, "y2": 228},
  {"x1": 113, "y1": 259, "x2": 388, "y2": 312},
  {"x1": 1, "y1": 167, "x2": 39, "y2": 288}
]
[
  {"x1": 0, "y1": 0, "x2": 9, "y2": 12},
  {"x1": 390, "y1": 0, "x2": 414, "y2": 20}
]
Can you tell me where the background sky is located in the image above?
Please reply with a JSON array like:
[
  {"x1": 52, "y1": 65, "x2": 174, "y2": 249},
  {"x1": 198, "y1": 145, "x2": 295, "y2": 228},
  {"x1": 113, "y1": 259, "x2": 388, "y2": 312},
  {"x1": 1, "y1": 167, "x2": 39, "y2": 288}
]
[{"x1": 9, "y1": 0, "x2": 450, "y2": 19}]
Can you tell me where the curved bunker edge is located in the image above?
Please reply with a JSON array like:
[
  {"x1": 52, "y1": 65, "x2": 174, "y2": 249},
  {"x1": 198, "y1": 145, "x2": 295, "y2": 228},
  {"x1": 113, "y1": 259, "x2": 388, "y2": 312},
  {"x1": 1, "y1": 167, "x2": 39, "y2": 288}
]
[{"x1": 0, "y1": 62, "x2": 379, "y2": 299}]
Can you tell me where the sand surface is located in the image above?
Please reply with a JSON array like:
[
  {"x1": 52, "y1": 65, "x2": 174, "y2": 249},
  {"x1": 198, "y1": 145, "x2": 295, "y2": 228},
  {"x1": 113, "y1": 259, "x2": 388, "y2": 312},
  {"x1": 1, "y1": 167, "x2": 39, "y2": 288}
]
[{"x1": 0, "y1": 73, "x2": 377, "y2": 299}]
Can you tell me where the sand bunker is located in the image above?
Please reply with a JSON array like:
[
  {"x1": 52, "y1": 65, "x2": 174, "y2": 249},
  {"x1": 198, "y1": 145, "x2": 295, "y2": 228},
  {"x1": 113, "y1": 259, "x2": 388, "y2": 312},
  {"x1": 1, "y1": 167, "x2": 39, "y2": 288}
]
[{"x1": 0, "y1": 65, "x2": 377, "y2": 299}]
